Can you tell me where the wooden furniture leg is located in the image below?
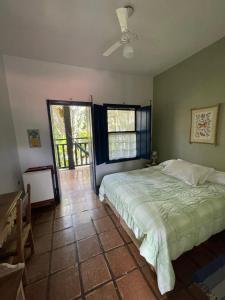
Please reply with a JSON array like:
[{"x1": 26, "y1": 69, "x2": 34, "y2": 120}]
[
  {"x1": 0, "y1": 263, "x2": 25, "y2": 300},
  {"x1": 28, "y1": 229, "x2": 35, "y2": 256},
  {"x1": 17, "y1": 282, "x2": 26, "y2": 300}
]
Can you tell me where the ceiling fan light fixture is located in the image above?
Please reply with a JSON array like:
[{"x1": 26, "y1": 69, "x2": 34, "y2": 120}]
[{"x1": 123, "y1": 44, "x2": 134, "y2": 59}]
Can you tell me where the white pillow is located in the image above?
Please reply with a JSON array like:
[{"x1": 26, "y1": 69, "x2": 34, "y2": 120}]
[
  {"x1": 159, "y1": 159, "x2": 177, "y2": 168},
  {"x1": 162, "y1": 159, "x2": 214, "y2": 186},
  {"x1": 177, "y1": 159, "x2": 215, "y2": 184},
  {"x1": 207, "y1": 171, "x2": 225, "y2": 185}
]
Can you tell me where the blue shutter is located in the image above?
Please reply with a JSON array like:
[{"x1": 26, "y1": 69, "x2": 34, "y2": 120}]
[
  {"x1": 136, "y1": 106, "x2": 151, "y2": 159},
  {"x1": 92, "y1": 104, "x2": 107, "y2": 165}
]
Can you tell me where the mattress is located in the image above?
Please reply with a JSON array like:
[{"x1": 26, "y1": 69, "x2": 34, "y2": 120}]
[{"x1": 99, "y1": 166, "x2": 225, "y2": 294}]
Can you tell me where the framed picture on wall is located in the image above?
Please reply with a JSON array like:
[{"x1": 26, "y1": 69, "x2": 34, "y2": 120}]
[
  {"x1": 190, "y1": 104, "x2": 220, "y2": 144},
  {"x1": 27, "y1": 129, "x2": 41, "y2": 147}
]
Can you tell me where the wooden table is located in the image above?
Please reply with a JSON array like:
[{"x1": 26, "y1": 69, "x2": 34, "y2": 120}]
[{"x1": 0, "y1": 192, "x2": 22, "y2": 248}]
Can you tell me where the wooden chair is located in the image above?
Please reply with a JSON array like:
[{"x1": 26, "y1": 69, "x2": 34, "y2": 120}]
[
  {"x1": 0, "y1": 263, "x2": 25, "y2": 300},
  {"x1": 0, "y1": 184, "x2": 35, "y2": 284}
]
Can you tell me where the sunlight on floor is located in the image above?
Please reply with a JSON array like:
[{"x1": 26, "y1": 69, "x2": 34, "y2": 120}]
[{"x1": 59, "y1": 166, "x2": 91, "y2": 197}]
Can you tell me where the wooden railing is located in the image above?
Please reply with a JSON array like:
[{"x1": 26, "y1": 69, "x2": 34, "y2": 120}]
[{"x1": 55, "y1": 138, "x2": 89, "y2": 169}]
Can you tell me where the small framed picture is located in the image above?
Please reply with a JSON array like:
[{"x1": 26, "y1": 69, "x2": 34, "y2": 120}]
[
  {"x1": 190, "y1": 104, "x2": 219, "y2": 144},
  {"x1": 27, "y1": 129, "x2": 41, "y2": 147}
]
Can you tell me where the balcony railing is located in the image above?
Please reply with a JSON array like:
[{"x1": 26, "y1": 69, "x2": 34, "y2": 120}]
[{"x1": 55, "y1": 137, "x2": 90, "y2": 169}]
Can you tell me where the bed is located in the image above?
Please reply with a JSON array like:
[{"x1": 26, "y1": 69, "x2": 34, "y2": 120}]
[{"x1": 99, "y1": 165, "x2": 225, "y2": 296}]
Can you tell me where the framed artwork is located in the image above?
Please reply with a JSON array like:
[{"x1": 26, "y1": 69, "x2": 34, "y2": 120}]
[
  {"x1": 27, "y1": 129, "x2": 41, "y2": 147},
  {"x1": 190, "y1": 104, "x2": 219, "y2": 144}
]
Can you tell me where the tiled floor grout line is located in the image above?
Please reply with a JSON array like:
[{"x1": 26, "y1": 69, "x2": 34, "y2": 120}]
[
  {"x1": 100, "y1": 210, "x2": 164, "y2": 299},
  {"x1": 51, "y1": 211, "x2": 85, "y2": 299},
  {"x1": 30, "y1": 204, "x2": 161, "y2": 299},
  {"x1": 72, "y1": 200, "x2": 118, "y2": 299},
  {"x1": 124, "y1": 242, "x2": 160, "y2": 300},
  {"x1": 29, "y1": 171, "x2": 225, "y2": 300},
  {"x1": 107, "y1": 207, "x2": 161, "y2": 300},
  {"x1": 91, "y1": 218, "x2": 123, "y2": 300},
  {"x1": 42, "y1": 206, "x2": 87, "y2": 300},
  {"x1": 51, "y1": 240, "x2": 76, "y2": 251},
  {"x1": 74, "y1": 237, "x2": 86, "y2": 300},
  {"x1": 46, "y1": 206, "x2": 56, "y2": 300},
  {"x1": 106, "y1": 207, "x2": 195, "y2": 300},
  {"x1": 30, "y1": 196, "x2": 221, "y2": 300},
  {"x1": 83, "y1": 279, "x2": 114, "y2": 298},
  {"x1": 74, "y1": 202, "x2": 112, "y2": 298},
  {"x1": 30, "y1": 207, "x2": 56, "y2": 299}
]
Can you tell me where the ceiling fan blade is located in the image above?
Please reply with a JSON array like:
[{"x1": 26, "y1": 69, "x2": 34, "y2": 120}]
[
  {"x1": 116, "y1": 7, "x2": 128, "y2": 33},
  {"x1": 103, "y1": 41, "x2": 122, "y2": 56}
]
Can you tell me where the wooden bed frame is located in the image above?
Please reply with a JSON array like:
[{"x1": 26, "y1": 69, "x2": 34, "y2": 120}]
[{"x1": 103, "y1": 197, "x2": 168, "y2": 299}]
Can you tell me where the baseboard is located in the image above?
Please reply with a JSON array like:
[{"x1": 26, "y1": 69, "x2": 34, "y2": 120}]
[{"x1": 31, "y1": 198, "x2": 55, "y2": 208}]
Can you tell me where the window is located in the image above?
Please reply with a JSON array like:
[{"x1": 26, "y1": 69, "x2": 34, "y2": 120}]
[
  {"x1": 106, "y1": 106, "x2": 138, "y2": 161},
  {"x1": 93, "y1": 104, "x2": 151, "y2": 165}
]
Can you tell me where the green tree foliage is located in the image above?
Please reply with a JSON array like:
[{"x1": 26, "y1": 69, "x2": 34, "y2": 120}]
[
  {"x1": 51, "y1": 105, "x2": 66, "y2": 141},
  {"x1": 51, "y1": 105, "x2": 90, "y2": 168},
  {"x1": 70, "y1": 106, "x2": 90, "y2": 139},
  {"x1": 107, "y1": 109, "x2": 135, "y2": 132}
]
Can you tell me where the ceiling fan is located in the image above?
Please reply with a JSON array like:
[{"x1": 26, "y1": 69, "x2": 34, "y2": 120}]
[{"x1": 103, "y1": 5, "x2": 138, "y2": 59}]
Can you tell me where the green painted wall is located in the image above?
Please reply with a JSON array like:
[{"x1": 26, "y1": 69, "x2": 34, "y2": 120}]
[{"x1": 153, "y1": 37, "x2": 225, "y2": 170}]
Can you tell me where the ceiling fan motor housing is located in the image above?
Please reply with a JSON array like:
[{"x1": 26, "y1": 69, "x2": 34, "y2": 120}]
[
  {"x1": 124, "y1": 5, "x2": 134, "y2": 18},
  {"x1": 121, "y1": 32, "x2": 130, "y2": 44}
]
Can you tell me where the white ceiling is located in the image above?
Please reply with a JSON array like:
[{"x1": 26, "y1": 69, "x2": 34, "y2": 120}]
[{"x1": 0, "y1": 0, "x2": 225, "y2": 75}]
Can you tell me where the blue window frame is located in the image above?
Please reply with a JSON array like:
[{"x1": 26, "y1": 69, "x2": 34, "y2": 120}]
[{"x1": 92, "y1": 104, "x2": 151, "y2": 165}]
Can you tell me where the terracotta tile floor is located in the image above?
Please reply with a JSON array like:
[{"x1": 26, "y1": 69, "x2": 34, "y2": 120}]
[{"x1": 25, "y1": 167, "x2": 225, "y2": 300}]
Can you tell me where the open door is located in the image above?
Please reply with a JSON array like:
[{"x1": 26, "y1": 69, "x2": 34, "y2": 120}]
[
  {"x1": 47, "y1": 100, "x2": 97, "y2": 202},
  {"x1": 87, "y1": 106, "x2": 97, "y2": 192},
  {"x1": 47, "y1": 103, "x2": 62, "y2": 203}
]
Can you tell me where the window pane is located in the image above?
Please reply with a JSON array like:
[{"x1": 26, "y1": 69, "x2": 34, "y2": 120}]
[
  {"x1": 107, "y1": 109, "x2": 135, "y2": 132},
  {"x1": 108, "y1": 133, "x2": 136, "y2": 160}
]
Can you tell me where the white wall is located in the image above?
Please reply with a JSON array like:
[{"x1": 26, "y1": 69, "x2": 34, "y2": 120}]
[
  {"x1": 4, "y1": 55, "x2": 153, "y2": 185},
  {"x1": 0, "y1": 54, "x2": 20, "y2": 194}
]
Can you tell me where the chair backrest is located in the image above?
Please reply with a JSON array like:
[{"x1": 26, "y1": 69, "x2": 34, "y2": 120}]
[
  {"x1": 16, "y1": 184, "x2": 31, "y2": 255},
  {"x1": 16, "y1": 197, "x2": 23, "y2": 256},
  {"x1": 21, "y1": 184, "x2": 31, "y2": 225},
  {"x1": 24, "y1": 184, "x2": 31, "y2": 225}
]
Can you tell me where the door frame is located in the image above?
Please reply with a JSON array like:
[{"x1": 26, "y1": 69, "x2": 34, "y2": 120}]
[{"x1": 46, "y1": 99, "x2": 96, "y2": 203}]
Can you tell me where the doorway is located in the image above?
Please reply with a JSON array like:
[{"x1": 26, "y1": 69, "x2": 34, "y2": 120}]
[{"x1": 47, "y1": 100, "x2": 96, "y2": 202}]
